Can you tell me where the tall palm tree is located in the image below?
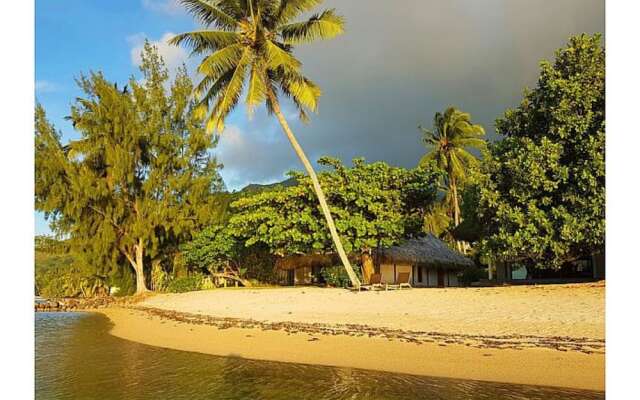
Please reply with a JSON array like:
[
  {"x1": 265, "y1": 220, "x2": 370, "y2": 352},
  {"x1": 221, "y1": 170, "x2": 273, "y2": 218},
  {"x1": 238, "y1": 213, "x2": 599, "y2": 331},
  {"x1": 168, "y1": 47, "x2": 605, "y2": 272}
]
[
  {"x1": 419, "y1": 107, "x2": 485, "y2": 251},
  {"x1": 170, "y1": 0, "x2": 361, "y2": 287}
]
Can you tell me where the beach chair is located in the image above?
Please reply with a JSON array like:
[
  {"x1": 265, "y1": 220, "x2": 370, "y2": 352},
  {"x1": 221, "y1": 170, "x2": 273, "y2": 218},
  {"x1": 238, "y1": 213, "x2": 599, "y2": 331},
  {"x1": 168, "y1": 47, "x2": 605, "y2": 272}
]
[
  {"x1": 387, "y1": 272, "x2": 412, "y2": 290},
  {"x1": 359, "y1": 273, "x2": 384, "y2": 291}
]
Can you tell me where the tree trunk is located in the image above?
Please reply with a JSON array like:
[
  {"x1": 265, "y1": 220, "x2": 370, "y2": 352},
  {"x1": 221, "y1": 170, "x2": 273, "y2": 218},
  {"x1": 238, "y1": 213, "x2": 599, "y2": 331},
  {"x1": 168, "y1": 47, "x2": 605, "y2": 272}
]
[
  {"x1": 268, "y1": 93, "x2": 361, "y2": 289},
  {"x1": 133, "y1": 239, "x2": 148, "y2": 294},
  {"x1": 450, "y1": 176, "x2": 464, "y2": 253},
  {"x1": 361, "y1": 252, "x2": 375, "y2": 284}
]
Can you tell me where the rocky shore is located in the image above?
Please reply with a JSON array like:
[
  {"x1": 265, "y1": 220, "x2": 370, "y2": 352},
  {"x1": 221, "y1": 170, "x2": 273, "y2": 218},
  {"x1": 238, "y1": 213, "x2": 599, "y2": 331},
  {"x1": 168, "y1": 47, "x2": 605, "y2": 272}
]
[{"x1": 34, "y1": 294, "x2": 150, "y2": 312}]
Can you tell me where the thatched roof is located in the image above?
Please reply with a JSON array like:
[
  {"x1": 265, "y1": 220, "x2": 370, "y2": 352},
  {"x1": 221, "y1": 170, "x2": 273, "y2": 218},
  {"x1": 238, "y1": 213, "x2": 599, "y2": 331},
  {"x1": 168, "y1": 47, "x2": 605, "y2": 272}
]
[{"x1": 378, "y1": 234, "x2": 474, "y2": 269}]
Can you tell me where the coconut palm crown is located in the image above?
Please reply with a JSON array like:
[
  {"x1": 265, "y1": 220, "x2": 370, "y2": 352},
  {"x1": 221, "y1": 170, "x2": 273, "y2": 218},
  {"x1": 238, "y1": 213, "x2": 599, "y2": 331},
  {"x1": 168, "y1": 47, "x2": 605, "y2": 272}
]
[
  {"x1": 419, "y1": 107, "x2": 485, "y2": 251},
  {"x1": 170, "y1": 0, "x2": 344, "y2": 132}
]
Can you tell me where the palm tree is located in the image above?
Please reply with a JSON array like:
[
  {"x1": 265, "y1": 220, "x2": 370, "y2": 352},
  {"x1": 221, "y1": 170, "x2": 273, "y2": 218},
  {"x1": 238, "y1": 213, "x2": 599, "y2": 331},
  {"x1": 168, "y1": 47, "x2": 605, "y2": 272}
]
[
  {"x1": 170, "y1": 0, "x2": 361, "y2": 287},
  {"x1": 419, "y1": 107, "x2": 485, "y2": 251}
]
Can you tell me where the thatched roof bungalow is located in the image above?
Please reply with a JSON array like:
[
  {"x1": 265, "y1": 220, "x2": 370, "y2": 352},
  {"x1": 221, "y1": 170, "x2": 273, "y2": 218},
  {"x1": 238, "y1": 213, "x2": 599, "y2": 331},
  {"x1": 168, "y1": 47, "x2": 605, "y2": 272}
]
[
  {"x1": 377, "y1": 234, "x2": 474, "y2": 287},
  {"x1": 276, "y1": 234, "x2": 474, "y2": 287}
]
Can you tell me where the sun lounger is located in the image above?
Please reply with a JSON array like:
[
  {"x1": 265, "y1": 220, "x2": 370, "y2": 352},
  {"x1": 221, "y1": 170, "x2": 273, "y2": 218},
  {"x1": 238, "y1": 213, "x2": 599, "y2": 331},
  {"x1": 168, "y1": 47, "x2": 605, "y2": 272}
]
[
  {"x1": 386, "y1": 272, "x2": 412, "y2": 290},
  {"x1": 359, "y1": 273, "x2": 384, "y2": 291}
]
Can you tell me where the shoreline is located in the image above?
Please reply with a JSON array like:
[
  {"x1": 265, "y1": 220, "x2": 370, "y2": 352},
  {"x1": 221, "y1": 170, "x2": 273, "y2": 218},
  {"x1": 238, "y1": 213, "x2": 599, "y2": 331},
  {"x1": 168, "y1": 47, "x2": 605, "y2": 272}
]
[{"x1": 100, "y1": 306, "x2": 605, "y2": 391}]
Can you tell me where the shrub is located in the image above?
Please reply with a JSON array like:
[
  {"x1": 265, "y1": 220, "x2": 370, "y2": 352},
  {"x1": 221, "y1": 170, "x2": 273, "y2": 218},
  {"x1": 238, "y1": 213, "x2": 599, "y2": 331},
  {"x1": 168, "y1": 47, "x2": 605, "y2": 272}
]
[
  {"x1": 165, "y1": 274, "x2": 204, "y2": 293},
  {"x1": 321, "y1": 265, "x2": 362, "y2": 288},
  {"x1": 151, "y1": 262, "x2": 171, "y2": 292},
  {"x1": 107, "y1": 268, "x2": 135, "y2": 297},
  {"x1": 458, "y1": 266, "x2": 488, "y2": 286}
]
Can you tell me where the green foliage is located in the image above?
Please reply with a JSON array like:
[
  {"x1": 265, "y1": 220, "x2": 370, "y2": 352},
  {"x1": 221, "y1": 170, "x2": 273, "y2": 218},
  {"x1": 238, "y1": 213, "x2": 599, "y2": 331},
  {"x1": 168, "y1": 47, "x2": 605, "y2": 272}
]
[
  {"x1": 477, "y1": 34, "x2": 605, "y2": 269},
  {"x1": 181, "y1": 225, "x2": 241, "y2": 271},
  {"x1": 35, "y1": 42, "x2": 224, "y2": 292},
  {"x1": 35, "y1": 237, "x2": 110, "y2": 298},
  {"x1": 419, "y1": 107, "x2": 486, "y2": 186},
  {"x1": 458, "y1": 266, "x2": 488, "y2": 286},
  {"x1": 172, "y1": 0, "x2": 345, "y2": 132},
  {"x1": 229, "y1": 157, "x2": 441, "y2": 256},
  {"x1": 165, "y1": 274, "x2": 204, "y2": 293},
  {"x1": 419, "y1": 107, "x2": 486, "y2": 242},
  {"x1": 321, "y1": 265, "x2": 362, "y2": 288},
  {"x1": 151, "y1": 262, "x2": 171, "y2": 292},
  {"x1": 106, "y1": 268, "x2": 136, "y2": 297},
  {"x1": 180, "y1": 223, "x2": 280, "y2": 284}
]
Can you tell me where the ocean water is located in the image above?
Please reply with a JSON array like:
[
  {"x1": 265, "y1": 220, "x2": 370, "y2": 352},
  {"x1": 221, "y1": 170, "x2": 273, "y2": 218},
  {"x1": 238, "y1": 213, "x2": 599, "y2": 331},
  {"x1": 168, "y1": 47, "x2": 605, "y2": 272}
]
[{"x1": 35, "y1": 312, "x2": 604, "y2": 400}]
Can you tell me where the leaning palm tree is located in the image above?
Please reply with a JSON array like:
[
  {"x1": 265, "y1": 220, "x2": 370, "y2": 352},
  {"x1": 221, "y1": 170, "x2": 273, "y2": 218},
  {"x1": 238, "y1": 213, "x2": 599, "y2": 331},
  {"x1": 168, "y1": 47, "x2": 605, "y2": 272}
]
[
  {"x1": 170, "y1": 0, "x2": 361, "y2": 287},
  {"x1": 419, "y1": 107, "x2": 485, "y2": 251}
]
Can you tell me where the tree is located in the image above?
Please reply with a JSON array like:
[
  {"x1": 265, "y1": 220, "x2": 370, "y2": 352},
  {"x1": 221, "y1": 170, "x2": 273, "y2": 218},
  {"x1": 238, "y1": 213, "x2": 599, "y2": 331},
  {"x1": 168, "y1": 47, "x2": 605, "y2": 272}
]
[
  {"x1": 35, "y1": 42, "x2": 224, "y2": 294},
  {"x1": 228, "y1": 157, "x2": 440, "y2": 282},
  {"x1": 170, "y1": 0, "x2": 361, "y2": 287},
  {"x1": 180, "y1": 224, "x2": 276, "y2": 286},
  {"x1": 419, "y1": 107, "x2": 486, "y2": 251},
  {"x1": 476, "y1": 34, "x2": 605, "y2": 269}
]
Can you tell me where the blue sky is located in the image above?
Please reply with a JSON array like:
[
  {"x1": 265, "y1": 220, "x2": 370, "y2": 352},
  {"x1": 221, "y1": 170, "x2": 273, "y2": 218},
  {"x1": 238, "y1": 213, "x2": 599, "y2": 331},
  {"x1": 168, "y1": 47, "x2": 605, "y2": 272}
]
[{"x1": 35, "y1": 0, "x2": 604, "y2": 236}]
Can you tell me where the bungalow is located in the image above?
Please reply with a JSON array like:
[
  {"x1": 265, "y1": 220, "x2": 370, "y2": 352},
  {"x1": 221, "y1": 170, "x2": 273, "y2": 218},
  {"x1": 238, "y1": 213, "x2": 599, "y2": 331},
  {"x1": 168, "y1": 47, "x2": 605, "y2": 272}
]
[
  {"x1": 494, "y1": 251, "x2": 606, "y2": 285},
  {"x1": 276, "y1": 234, "x2": 474, "y2": 287},
  {"x1": 376, "y1": 235, "x2": 475, "y2": 287}
]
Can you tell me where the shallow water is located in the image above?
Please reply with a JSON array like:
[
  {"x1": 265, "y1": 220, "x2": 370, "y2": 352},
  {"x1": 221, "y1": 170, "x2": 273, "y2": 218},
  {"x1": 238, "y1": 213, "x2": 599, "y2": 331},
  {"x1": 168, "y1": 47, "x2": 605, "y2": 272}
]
[{"x1": 35, "y1": 312, "x2": 603, "y2": 400}]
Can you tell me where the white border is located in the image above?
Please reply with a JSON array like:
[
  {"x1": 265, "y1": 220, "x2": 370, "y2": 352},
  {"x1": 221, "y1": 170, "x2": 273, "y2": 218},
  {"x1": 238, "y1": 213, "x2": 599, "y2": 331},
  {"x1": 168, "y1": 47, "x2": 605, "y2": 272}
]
[
  {"x1": 0, "y1": 0, "x2": 35, "y2": 397},
  {"x1": 606, "y1": 0, "x2": 640, "y2": 398},
  {"x1": 1, "y1": 0, "x2": 637, "y2": 397}
]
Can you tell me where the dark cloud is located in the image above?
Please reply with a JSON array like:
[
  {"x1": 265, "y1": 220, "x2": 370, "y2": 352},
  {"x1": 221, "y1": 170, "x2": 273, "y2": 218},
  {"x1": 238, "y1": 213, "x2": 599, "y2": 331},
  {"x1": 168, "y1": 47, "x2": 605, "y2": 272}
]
[{"x1": 215, "y1": 0, "x2": 604, "y2": 190}]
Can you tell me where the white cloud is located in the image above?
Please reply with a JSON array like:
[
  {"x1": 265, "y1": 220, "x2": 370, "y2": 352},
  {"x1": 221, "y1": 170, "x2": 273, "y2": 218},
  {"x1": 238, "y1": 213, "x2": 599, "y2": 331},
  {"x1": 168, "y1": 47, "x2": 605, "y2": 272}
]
[
  {"x1": 141, "y1": 0, "x2": 183, "y2": 16},
  {"x1": 35, "y1": 80, "x2": 59, "y2": 93},
  {"x1": 128, "y1": 32, "x2": 190, "y2": 75}
]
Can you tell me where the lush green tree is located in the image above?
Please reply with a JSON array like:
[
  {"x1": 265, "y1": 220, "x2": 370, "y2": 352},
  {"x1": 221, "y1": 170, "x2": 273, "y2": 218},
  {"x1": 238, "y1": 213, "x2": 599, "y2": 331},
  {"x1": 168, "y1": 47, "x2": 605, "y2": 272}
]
[
  {"x1": 171, "y1": 0, "x2": 362, "y2": 286},
  {"x1": 419, "y1": 107, "x2": 486, "y2": 251},
  {"x1": 180, "y1": 224, "x2": 276, "y2": 285},
  {"x1": 35, "y1": 236, "x2": 112, "y2": 298},
  {"x1": 228, "y1": 157, "x2": 440, "y2": 281},
  {"x1": 35, "y1": 42, "x2": 224, "y2": 293},
  {"x1": 476, "y1": 34, "x2": 605, "y2": 269}
]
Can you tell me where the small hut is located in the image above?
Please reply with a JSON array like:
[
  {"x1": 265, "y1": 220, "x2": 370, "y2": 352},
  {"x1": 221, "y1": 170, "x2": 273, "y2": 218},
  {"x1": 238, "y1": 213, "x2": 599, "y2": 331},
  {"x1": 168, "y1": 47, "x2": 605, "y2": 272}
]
[{"x1": 377, "y1": 234, "x2": 474, "y2": 287}]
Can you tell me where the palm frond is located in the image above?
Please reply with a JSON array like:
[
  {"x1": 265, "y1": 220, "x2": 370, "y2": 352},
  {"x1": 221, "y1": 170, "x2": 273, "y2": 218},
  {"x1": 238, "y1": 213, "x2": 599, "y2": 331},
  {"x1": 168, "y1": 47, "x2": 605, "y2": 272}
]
[
  {"x1": 418, "y1": 152, "x2": 436, "y2": 168},
  {"x1": 280, "y1": 71, "x2": 321, "y2": 112},
  {"x1": 179, "y1": 0, "x2": 238, "y2": 29},
  {"x1": 450, "y1": 137, "x2": 487, "y2": 150},
  {"x1": 276, "y1": 0, "x2": 324, "y2": 25},
  {"x1": 265, "y1": 40, "x2": 301, "y2": 72},
  {"x1": 197, "y1": 43, "x2": 245, "y2": 77},
  {"x1": 206, "y1": 48, "x2": 251, "y2": 132},
  {"x1": 169, "y1": 31, "x2": 240, "y2": 54},
  {"x1": 194, "y1": 69, "x2": 236, "y2": 115},
  {"x1": 245, "y1": 62, "x2": 268, "y2": 116},
  {"x1": 279, "y1": 8, "x2": 345, "y2": 44}
]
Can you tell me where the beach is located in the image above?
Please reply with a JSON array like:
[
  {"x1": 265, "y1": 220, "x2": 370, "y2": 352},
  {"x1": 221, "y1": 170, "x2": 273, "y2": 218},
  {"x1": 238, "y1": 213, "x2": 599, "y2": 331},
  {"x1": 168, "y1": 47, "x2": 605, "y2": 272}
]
[{"x1": 101, "y1": 282, "x2": 605, "y2": 391}]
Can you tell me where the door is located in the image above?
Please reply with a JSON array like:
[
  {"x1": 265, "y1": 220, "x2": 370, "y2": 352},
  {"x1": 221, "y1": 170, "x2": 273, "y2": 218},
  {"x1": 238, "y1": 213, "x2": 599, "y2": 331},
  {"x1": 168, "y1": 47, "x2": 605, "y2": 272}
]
[
  {"x1": 287, "y1": 269, "x2": 295, "y2": 286},
  {"x1": 437, "y1": 268, "x2": 445, "y2": 287}
]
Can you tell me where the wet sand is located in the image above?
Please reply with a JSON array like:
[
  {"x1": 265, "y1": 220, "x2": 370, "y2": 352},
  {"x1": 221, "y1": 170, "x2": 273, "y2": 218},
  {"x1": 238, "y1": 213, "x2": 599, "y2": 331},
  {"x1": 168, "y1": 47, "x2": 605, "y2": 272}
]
[{"x1": 100, "y1": 283, "x2": 604, "y2": 391}]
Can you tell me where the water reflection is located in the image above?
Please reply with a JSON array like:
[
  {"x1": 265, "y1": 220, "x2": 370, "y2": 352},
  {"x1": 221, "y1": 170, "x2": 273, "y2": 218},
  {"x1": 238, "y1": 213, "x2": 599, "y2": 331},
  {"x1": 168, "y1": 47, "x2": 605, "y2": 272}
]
[{"x1": 35, "y1": 312, "x2": 604, "y2": 400}]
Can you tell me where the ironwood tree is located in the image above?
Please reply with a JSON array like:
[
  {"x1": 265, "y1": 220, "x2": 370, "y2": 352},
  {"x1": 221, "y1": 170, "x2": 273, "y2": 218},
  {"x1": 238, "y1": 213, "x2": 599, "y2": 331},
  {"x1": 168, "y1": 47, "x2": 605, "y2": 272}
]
[{"x1": 35, "y1": 42, "x2": 224, "y2": 293}]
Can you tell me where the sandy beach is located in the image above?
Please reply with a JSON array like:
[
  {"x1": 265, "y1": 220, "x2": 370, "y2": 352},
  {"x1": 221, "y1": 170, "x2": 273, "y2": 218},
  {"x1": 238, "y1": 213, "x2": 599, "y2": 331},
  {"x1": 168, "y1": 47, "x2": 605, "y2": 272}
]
[{"x1": 101, "y1": 282, "x2": 605, "y2": 391}]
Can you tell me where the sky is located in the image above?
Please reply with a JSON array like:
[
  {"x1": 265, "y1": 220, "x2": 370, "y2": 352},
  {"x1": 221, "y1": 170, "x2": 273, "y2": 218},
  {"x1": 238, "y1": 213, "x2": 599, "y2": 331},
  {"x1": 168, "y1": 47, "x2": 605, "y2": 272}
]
[{"x1": 35, "y1": 0, "x2": 604, "y2": 235}]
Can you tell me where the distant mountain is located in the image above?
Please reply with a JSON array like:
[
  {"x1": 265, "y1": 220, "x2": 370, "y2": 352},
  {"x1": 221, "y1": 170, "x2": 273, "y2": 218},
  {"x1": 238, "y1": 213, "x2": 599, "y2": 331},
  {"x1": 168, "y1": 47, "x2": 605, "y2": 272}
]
[{"x1": 239, "y1": 177, "x2": 297, "y2": 194}]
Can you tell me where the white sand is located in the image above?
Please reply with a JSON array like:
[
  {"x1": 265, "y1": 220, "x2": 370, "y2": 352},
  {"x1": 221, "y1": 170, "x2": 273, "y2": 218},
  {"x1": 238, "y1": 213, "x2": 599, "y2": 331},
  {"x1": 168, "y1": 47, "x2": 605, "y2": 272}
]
[{"x1": 139, "y1": 282, "x2": 604, "y2": 339}]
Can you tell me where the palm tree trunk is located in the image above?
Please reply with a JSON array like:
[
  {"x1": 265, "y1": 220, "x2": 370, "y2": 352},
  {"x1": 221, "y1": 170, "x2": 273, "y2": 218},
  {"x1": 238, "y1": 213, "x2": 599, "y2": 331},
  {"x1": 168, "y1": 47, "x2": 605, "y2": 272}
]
[
  {"x1": 268, "y1": 93, "x2": 361, "y2": 289},
  {"x1": 450, "y1": 176, "x2": 464, "y2": 253}
]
